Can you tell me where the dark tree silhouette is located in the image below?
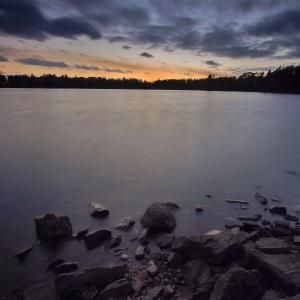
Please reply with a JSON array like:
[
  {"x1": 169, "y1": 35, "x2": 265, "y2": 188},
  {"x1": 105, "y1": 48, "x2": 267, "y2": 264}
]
[{"x1": 1, "y1": 65, "x2": 300, "y2": 93}]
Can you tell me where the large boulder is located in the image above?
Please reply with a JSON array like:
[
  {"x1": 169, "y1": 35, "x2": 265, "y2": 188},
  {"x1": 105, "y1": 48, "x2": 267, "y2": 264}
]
[
  {"x1": 84, "y1": 228, "x2": 111, "y2": 249},
  {"x1": 34, "y1": 213, "x2": 72, "y2": 241},
  {"x1": 209, "y1": 267, "x2": 264, "y2": 300},
  {"x1": 55, "y1": 264, "x2": 127, "y2": 299},
  {"x1": 255, "y1": 237, "x2": 290, "y2": 254},
  {"x1": 140, "y1": 203, "x2": 177, "y2": 232}
]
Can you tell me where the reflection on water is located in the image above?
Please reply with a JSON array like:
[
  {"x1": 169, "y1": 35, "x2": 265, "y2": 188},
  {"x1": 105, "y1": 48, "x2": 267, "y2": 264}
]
[{"x1": 0, "y1": 89, "x2": 300, "y2": 293}]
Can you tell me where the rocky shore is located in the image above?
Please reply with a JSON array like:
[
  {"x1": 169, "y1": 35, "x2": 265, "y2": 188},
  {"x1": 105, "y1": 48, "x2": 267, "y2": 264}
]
[{"x1": 2, "y1": 195, "x2": 300, "y2": 300}]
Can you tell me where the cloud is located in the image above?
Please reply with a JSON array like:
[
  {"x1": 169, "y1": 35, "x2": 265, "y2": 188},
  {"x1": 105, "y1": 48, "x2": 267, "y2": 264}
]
[
  {"x1": 122, "y1": 45, "x2": 131, "y2": 49},
  {"x1": 74, "y1": 64, "x2": 131, "y2": 73},
  {"x1": 204, "y1": 60, "x2": 221, "y2": 67},
  {"x1": 16, "y1": 58, "x2": 69, "y2": 68},
  {"x1": 0, "y1": 54, "x2": 9, "y2": 62},
  {"x1": 74, "y1": 64, "x2": 100, "y2": 71},
  {"x1": 140, "y1": 52, "x2": 154, "y2": 58},
  {"x1": 0, "y1": 0, "x2": 101, "y2": 40}
]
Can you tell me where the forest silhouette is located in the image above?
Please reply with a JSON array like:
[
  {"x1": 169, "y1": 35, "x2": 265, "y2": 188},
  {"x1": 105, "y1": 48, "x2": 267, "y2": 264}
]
[{"x1": 1, "y1": 65, "x2": 300, "y2": 93}]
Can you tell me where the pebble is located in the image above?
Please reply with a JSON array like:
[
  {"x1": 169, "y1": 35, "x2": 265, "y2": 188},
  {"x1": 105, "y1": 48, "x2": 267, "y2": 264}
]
[
  {"x1": 147, "y1": 260, "x2": 158, "y2": 275},
  {"x1": 120, "y1": 254, "x2": 129, "y2": 262}
]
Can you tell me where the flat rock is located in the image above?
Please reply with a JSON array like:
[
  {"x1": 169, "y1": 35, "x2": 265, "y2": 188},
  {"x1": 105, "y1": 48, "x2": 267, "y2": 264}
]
[
  {"x1": 209, "y1": 267, "x2": 264, "y2": 300},
  {"x1": 241, "y1": 221, "x2": 260, "y2": 233},
  {"x1": 205, "y1": 229, "x2": 223, "y2": 236},
  {"x1": 84, "y1": 228, "x2": 111, "y2": 249},
  {"x1": 140, "y1": 202, "x2": 177, "y2": 232},
  {"x1": 184, "y1": 259, "x2": 211, "y2": 287},
  {"x1": 255, "y1": 192, "x2": 268, "y2": 205},
  {"x1": 97, "y1": 278, "x2": 133, "y2": 299},
  {"x1": 273, "y1": 219, "x2": 290, "y2": 229},
  {"x1": 55, "y1": 262, "x2": 78, "y2": 275},
  {"x1": 105, "y1": 235, "x2": 122, "y2": 250},
  {"x1": 34, "y1": 213, "x2": 72, "y2": 241},
  {"x1": 155, "y1": 233, "x2": 175, "y2": 249},
  {"x1": 239, "y1": 214, "x2": 261, "y2": 222},
  {"x1": 255, "y1": 237, "x2": 290, "y2": 254},
  {"x1": 269, "y1": 206, "x2": 287, "y2": 216},
  {"x1": 226, "y1": 199, "x2": 248, "y2": 204},
  {"x1": 269, "y1": 226, "x2": 294, "y2": 237},
  {"x1": 114, "y1": 217, "x2": 135, "y2": 231},
  {"x1": 89, "y1": 203, "x2": 109, "y2": 218}
]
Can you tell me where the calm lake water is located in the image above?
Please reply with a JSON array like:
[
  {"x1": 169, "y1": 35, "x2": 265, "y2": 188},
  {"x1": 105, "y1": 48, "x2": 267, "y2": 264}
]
[{"x1": 1, "y1": 89, "x2": 300, "y2": 295}]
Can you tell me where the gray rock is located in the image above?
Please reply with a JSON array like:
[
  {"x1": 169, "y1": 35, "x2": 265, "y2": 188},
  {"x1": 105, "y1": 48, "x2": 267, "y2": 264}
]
[
  {"x1": 195, "y1": 205, "x2": 204, "y2": 212},
  {"x1": 138, "y1": 228, "x2": 151, "y2": 245},
  {"x1": 273, "y1": 219, "x2": 290, "y2": 229},
  {"x1": 34, "y1": 213, "x2": 72, "y2": 241},
  {"x1": 155, "y1": 233, "x2": 175, "y2": 249},
  {"x1": 255, "y1": 192, "x2": 268, "y2": 205},
  {"x1": 269, "y1": 226, "x2": 294, "y2": 237},
  {"x1": 238, "y1": 214, "x2": 261, "y2": 222},
  {"x1": 241, "y1": 221, "x2": 261, "y2": 233},
  {"x1": 162, "y1": 201, "x2": 181, "y2": 209},
  {"x1": 55, "y1": 264, "x2": 127, "y2": 299},
  {"x1": 164, "y1": 285, "x2": 175, "y2": 296},
  {"x1": 147, "y1": 260, "x2": 158, "y2": 275},
  {"x1": 225, "y1": 218, "x2": 237, "y2": 229},
  {"x1": 132, "y1": 279, "x2": 144, "y2": 293},
  {"x1": 135, "y1": 245, "x2": 145, "y2": 260},
  {"x1": 209, "y1": 267, "x2": 264, "y2": 300},
  {"x1": 114, "y1": 217, "x2": 135, "y2": 231},
  {"x1": 269, "y1": 206, "x2": 287, "y2": 216},
  {"x1": 84, "y1": 228, "x2": 111, "y2": 249},
  {"x1": 143, "y1": 286, "x2": 164, "y2": 300},
  {"x1": 140, "y1": 203, "x2": 177, "y2": 232},
  {"x1": 286, "y1": 215, "x2": 300, "y2": 222},
  {"x1": 184, "y1": 259, "x2": 211, "y2": 287},
  {"x1": 167, "y1": 252, "x2": 184, "y2": 268},
  {"x1": 80, "y1": 285, "x2": 98, "y2": 300},
  {"x1": 105, "y1": 235, "x2": 122, "y2": 250},
  {"x1": 89, "y1": 203, "x2": 109, "y2": 218},
  {"x1": 120, "y1": 254, "x2": 129, "y2": 261},
  {"x1": 293, "y1": 236, "x2": 300, "y2": 246},
  {"x1": 97, "y1": 278, "x2": 133, "y2": 299},
  {"x1": 189, "y1": 275, "x2": 219, "y2": 300},
  {"x1": 261, "y1": 290, "x2": 281, "y2": 300},
  {"x1": 55, "y1": 262, "x2": 78, "y2": 274},
  {"x1": 255, "y1": 237, "x2": 289, "y2": 254},
  {"x1": 76, "y1": 228, "x2": 89, "y2": 240}
]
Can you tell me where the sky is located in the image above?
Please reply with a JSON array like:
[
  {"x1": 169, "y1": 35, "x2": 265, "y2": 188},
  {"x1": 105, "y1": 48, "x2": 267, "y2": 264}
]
[{"x1": 0, "y1": 0, "x2": 300, "y2": 80}]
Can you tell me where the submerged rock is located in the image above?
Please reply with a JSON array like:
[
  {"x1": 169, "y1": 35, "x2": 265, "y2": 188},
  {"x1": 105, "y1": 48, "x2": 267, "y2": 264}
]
[
  {"x1": 255, "y1": 192, "x2": 268, "y2": 205},
  {"x1": 34, "y1": 213, "x2": 72, "y2": 241},
  {"x1": 140, "y1": 203, "x2": 177, "y2": 232},
  {"x1": 114, "y1": 217, "x2": 135, "y2": 231},
  {"x1": 89, "y1": 203, "x2": 109, "y2": 218},
  {"x1": 84, "y1": 228, "x2": 111, "y2": 249},
  {"x1": 76, "y1": 228, "x2": 89, "y2": 240},
  {"x1": 273, "y1": 219, "x2": 290, "y2": 229},
  {"x1": 269, "y1": 206, "x2": 287, "y2": 216},
  {"x1": 238, "y1": 214, "x2": 261, "y2": 222},
  {"x1": 195, "y1": 205, "x2": 204, "y2": 212}
]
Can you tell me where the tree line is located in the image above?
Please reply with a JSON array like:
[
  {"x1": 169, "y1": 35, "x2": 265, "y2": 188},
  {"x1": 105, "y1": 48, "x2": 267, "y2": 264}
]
[{"x1": 0, "y1": 65, "x2": 300, "y2": 93}]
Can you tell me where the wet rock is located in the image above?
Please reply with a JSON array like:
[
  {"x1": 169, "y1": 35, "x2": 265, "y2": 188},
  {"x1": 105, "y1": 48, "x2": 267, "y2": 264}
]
[
  {"x1": 34, "y1": 213, "x2": 72, "y2": 241},
  {"x1": 205, "y1": 193, "x2": 213, "y2": 198},
  {"x1": 120, "y1": 254, "x2": 129, "y2": 261},
  {"x1": 89, "y1": 203, "x2": 109, "y2": 218},
  {"x1": 239, "y1": 214, "x2": 261, "y2": 222},
  {"x1": 114, "y1": 217, "x2": 135, "y2": 231},
  {"x1": 209, "y1": 267, "x2": 264, "y2": 300},
  {"x1": 255, "y1": 192, "x2": 268, "y2": 205},
  {"x1": 271, "y1": 197, "x2": 282, "y2": 203},
  {"x1": 205, "y1": 229, "x2": 223, "y2": 236},
  {"x1": 286, "y1": 215, "x2": 300, "y2": 222},
  {"x1": 225, "y1": 218, "x2": 237, "y2": 229},
  {"x1": 172, "y1": 236, "x2": 205, "y2": 259},
  {"x1": 80, "y1": 285, "x2": 98, "y2": 300},
  {"x1": 261, "y1": 290, "x2": 281, "y2": 300},
  {"x1": 273, "y1": 219, "x2": 290, "y2": 229},
  {"x1": 76, "y1": 228, "x2": 89, "y2": 240},
  {"x1": 226, "y1": 199, "x2": 248, "y2": 204},
  {"x1": 105, "y1": 235, "x2": 122, "y2": 250},
  {"x1": 269, "y1": 206, "x2": 287, "y2": 216},
  {"x1": 167, "y1": 252, "x2": 184, "y2": 268},
  {"x1": 140, "y1": 203, "x2": 177, "y2": 232},
  {"x1": 143, "y1": 286, "x2": 164, "y2": 300},
  {"x1": 147, "y1": 260, "x2": 158, "y2": 275},
  {"x1": 135, "y1": 245, "x2": 145, "y2": 260},
  {"x1": 189, "y1": 275, "x2": 219, "y2": 300},
  {"x1": 293, "y1": 236, "x2": 300, "y2": 246},
  {"x1": 155, "y1": 233, "x2": 175, "y2": 249},
  {"x1": 162, "y1": 201, "x2": 181, "y2": 209},
  {"x1": 241, "y1": 221, "x2": 260, "y2": 233},
  {"x1": 195, "y1": 205, "x2": 204, "y2": 212},
  {"x1": 55, "y1": 264, "x2": 127, "y2": 299},
  {"x1": 262, "y1": 219, "x2": 271, "y2": 226},
  {"x1": 138, "y1": 228, "x2": 150, "y2": 245},
  {"x1": 47, "y1": 257, "x2": 66, "y2": 271},
  {"x1": 55, "y1": 262, "x2": 78, "y2": 275},
  {"x1": 84, "y1": 228, "x2": 111, "y2": 249},
  {"x1": 15, "y1": 244, "x2": 34, "y2": 260},
  {"x1": 183, "y1": 259, "x2": 211, "y2": 287},
  {"x1": 97, "y1": 278, "x2": 133, "y2": 299},
  {"x1": 255, "y1": 237, "x2": 289, "y2": 254},
  {"x1": 269, "y1": 226, "x2": 294, "y2": 237}
]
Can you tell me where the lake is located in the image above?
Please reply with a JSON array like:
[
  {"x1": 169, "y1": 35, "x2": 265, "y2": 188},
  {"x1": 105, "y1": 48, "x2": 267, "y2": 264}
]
[{"x1": 0, "y1": 89, "x2": 300, "y2": 294}]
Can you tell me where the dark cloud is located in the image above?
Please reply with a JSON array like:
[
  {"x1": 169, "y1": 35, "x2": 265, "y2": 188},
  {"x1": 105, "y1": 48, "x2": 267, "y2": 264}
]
[
  {"x1": 0, "y1": 0, "x2": 101, "y2": 40},
  {"x1": 74, "y1": 64, "x2": 131, "y2": 73},
  {"x1": 0, "y1": 54, "x2": 9, "y2": 62},
  {"x1": 16, "y1": 58, "x2": 69, "y2": 68},
  {"x1": 122, "y1": 45, "x2": 131, "y2": 49},
  {"x1": 140, "y1": 52, "x2": 154, "y2": 58},
  {"x1": 204, "y1": 60, "x2": 220, "y2": 67},
  {"x1": 74, "y1": 64, "x2": 100, "y2": 71}
]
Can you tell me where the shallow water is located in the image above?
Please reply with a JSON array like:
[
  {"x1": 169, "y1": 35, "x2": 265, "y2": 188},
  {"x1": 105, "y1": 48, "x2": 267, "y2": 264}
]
[{"x1": 0, "y1": 89, "x2": 300, "y2": 294}]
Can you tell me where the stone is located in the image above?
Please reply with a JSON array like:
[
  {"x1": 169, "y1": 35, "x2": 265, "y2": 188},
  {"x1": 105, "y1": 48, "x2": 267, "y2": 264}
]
[
  {"x1": 89, "y1": 203, "x2": 109, "y2": 218},
  {"x1": 241, "y1": 221, "x2": 260, "y2": 233},
  {"x1": 286, "y1": 215, "x2": 300, "y2": 222},
  {"x1": 15, "y1": 245, "x2": 34, "y2": 260},
  {"x1": 261, "y1": 290, "x2": 281, "y2": 300},
  {"x1": 47, "y1": 257, "x2": 65, "y2": 270},
  {"x1": 97, "y1": 278, "x2": 133, "y2": 299},
  {"x1": 135, "y1": 245, "x2": 145, "y2": 260},
  {"x1": 114, "y1": 217, "x2": 135, "y2": 231},
  {"x1": 84, "y1": 228, "x2": 111, "y2": 249},
  {"x1": 80, "y1": 285, "x2": 98, "y2": 300},
  {"x1": 164, "y1": 285, "x2": 175, "y2": 296},
  {"x1": 167, "y1": 252, "x2": 184, "y2": 268},
  {"x1": 189, "y1": 275, "x2": 219, "y2": 300},
  {"x1": 54, "y1": 262, "x2": 78, "y2": 275},
  {"x1": 162, "y1": 201, "x2": 181, "y2": 209},
  {"x1": 271, "y1": 197, "x2": 282, "y2": 203},
  {"x1": 225, "y1": 218, "x2": 237, "y2": 229},
  {"x1": 205, "y1": 194, "x2": 213, "y2": 198},
  {"x1": 238, "y1": 214, "x2": 261, "y2": 222},
  {"x1": 76, "y1": 228, "x2": 89, "y2": 240},
  {"x1": 34, "y1": 213, "x2": 72, "y2": 241},
  {"x1": 172, "y1": 235, "x2": 205, "y2": 259},
  {"x1": 195, "y1": 205, "x2": 204, "y2": 212},
  {"x1": 147, "y1": 260, "x2": 158, "y2": 275},
  {"x1": 155, "y1": 233, "x2": 175, "y2": 249},
  {"x1": 262, "y1": 219, "x2": 271, "y2": 226},
  {"x1": 143, "y1": 286, "x2": 164, "y2": 300},
  {"x1": 269, "y1": 206, "x2": 287, "y2": 216},
  {"x1": 269, "y1": 226, "x2": 294, "y2": 237},
  {"x1": 255, "y1": 192, "x2": 268, "y2": 205},
  {"x1": 293, "y1": 236, "x2": 300, "y2": 246},
  {"x1": 140, "y1": 203, "x2": 177, "y2": 232},
  {"x1": 138, "y1": 228, "x2": 150, "y2": 244},
  {"x1": 120, "y1": 254, "x2": 129, "y2": 261},
  {"x1": 273, "y1": 219, "x2": 290, "y2": 229},
  {"x1": 55, "y1": 264, "x2": 127, "y2": 299},
  {"x1": 205, "y1": 229, "x2": 223, "y2": 236},
  {"x1": 105, "y1": 235, "x2": 122, "y2": 250},
  {"x1": 132, "y1": 279, "x2": 144, "y2": 293},
  {"x1": 209, "y1": 267, "x2": 264, "y2": 300},
  {"x1": 226, "y1": 199, "x2": 249, "y2": 204},
  {"x1": 255, "y1": 237, "x2": 289, "y2": 254},
  {"x1": 183, "y1": 259, "x2": 211, "y2": 287}
]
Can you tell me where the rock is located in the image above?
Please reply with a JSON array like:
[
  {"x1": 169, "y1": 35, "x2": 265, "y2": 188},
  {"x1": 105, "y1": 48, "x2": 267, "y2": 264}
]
[
  {"x1": 271, "y1": 197, "x2": 282, "y2": 203},
  {"x1": 205, "y1": 193, "x2": 213, "y2": 198},
  {"x1": 89, "y1": 203, "x2": 109, "y2": 218},
  {"x1": 84, "y1": 228, "x2": 111, "y2": 249},
  {"x1": 255, "y1": 237, "x2": 290, "y2": 254},
  {"x1": 76, "y1": 228, "x2": 89, "y2": 240},
  {"x1": 167, "y1": 252, "x2": 184, "y2": 268},
  {"x1": 273, "y1": 219, "x2": 290, "y2": 229},
  {"x1": 140, "y1": 203, "x2": 177, "y2": 232},
  {"x1": 172, "y1": 235, "x2": 205, "y2": 259},
  {"x1": 205, "y1": 229, "x2": 223, "y2": 236},
  {"x1": 138, "y1": 228, "x2": 150, "y2": 244},
  {"x1": 55, "y1": 264, "x2": 127, "y2": 299},
  {"x1": 162, "y1": 201, "x2": 181, "y2": 209},
  {"x1": 261, "y1": 290, "x2": 281, "y2": 300},
  {"x1": 147, "y1": 260, "x2": 158, "y2": 275},
  {"x1": 269, "y1": 206, "x2": 287, "y2": 216},
  {"x1": 105, "y1": 235, "x2": 122, "y2": 250},
  {"x1": 195, "y1": 205, "x2": 204, "y2": 212},
  {"x1": 293, "y1": 206, "x2": 300, "y2": 214},
  {"x1": 262, "y1": 219, "x2": 271, "y2": 226},
  {"x1": 132, "y1": 279, "x2": 144, "y2": 293},
  {"x1": 97, "y1": 278, "x2": 133, "y2": 299},
  {"x1": 47, "y1": 257, "x2": 66, "y2": 270},
  {"x1": 241, "y1": 221, "x2": 260, "y2": 233},
  {"x1": 114, "y1": 217, "x2": 135, "y2": 231},
  {"x1": 80, "y1": 285, "x2": 98, "y2": 300},
  {"x1": 239, "y1": 214, "x2": 261, "y2": 222},
  {"x1": 135, "y1": 245, "x2": 145, "y2": 260},
  {"x1": 164, "y1": 285, "x2": 175, "y2": 296},
  {"x1": 226, "y1": 198, "x2": 249, "y2": 204},
  {"x1": 55, "y1": 262, "x2": 78, "y2": 274},
  {"x1": 143, "y1": 286, "x2": 164, "y2": 300},
  {"x1": 15, "y1": 244, "x2": 34, "y2": 259},
  {"x1": 189, "y1": 275, "x2": 219, "y2": 300},
  {"x1": 245, "y1": 248, "x2": 299, "y2": 292},
  {"x1": 209, "y1": 267, "x2": 264, "y2": 300},
  {"x1": 255, "y1": 192, "x2": 268, "y2": 205},
  {"x1": 286, "y1": 215, "x2": 300, "y2": 222},
  {"x1": 269, "y1": 226, "x2": 294, "y2": 237},
  {"x1": 184, "y1": 259, "x2": 211, "y2": 287},
  {"x1": 120, "y1": 254, "x2": 129, "y2": 261},
  {"x1": 155, "y1": 233, "x2": 175, "y2": 249},
  {"x1": 34, "y1": 213, "x2": 72, "y2": 241},
  {"x1": 225, "y1": 218, "x2": 237, "y2": 229},
  {"x1": 293, "y1": 236, "x2": 300, "y2": 246}
]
